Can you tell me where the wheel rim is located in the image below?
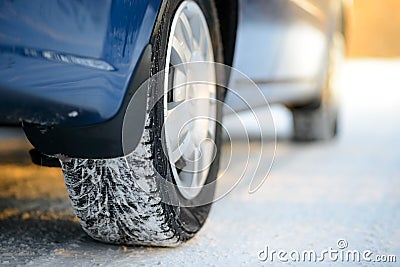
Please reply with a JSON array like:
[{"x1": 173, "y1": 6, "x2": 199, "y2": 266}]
[{"x1": 163, "y1": 1, "x2": 217, "y2": 200}]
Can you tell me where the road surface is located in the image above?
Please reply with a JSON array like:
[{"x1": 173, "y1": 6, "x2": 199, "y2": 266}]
[{"x1": 0, "y1": 60, "x2": 399, "y2": 266}]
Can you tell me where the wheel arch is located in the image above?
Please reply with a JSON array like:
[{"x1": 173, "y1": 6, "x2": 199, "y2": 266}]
[{"x1": 214, "y1": 0, "x2": 238, "y2": 67}]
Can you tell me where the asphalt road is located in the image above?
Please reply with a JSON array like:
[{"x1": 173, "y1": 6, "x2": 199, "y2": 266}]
[{"x1": 0, "y1": 60, "x2": 399, "y2": 266}]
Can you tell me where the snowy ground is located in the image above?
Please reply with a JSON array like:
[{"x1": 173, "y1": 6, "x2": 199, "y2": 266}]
[{"x1": 0, "y1": 60, "x2": 399, "y2": 266}]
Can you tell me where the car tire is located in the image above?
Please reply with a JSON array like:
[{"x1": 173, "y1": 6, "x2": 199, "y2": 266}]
[
  {"x1": 290, "y1": 32, "x2": 344, "y2": 141},
  {"x1": 60, "y1": 0, "x2": 224, "y2": 246}
]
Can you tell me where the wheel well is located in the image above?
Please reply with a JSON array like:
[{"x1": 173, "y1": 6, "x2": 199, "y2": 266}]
[{"x1": 214, "y1": 0, "x2": 238, "y2": 67}]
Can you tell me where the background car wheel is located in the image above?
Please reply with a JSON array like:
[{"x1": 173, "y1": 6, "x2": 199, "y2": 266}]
[
  {"x1": 60, "y1": 0, "x2": 224, "y2": 246},
  {"x1": 290, "y1": 32, "x2": 344, "y2": 141},
  {"x1": 291, "y1": 97, "x2": 338, "y2": 141}
]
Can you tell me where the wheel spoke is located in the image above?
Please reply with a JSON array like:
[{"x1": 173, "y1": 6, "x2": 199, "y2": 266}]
[
  {"x1": 169, "y1": 131, "x2": 195, "y2": 166},
  {"x1": 188, "y1": 149, "x2": 201, "y2": 188},
  {"x1": 197, "y1": 22, "x2": 206, "y2": 53},
  {"x1": 178, "y1": 11, "x2": 194, "y2": 51},
  {"x1": 170, "y1": 68, "x2": 187, "y2": 103},
  {"x1": 171, "y1": 36, "x2": 190, "y2": 64},
  {"x1": 173, "y1": 64, "x2": 187, "y2": 85}
]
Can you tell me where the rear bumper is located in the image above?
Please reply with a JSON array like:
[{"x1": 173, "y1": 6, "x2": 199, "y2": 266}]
[
  {"x1": 23, "y1": 45, "x2": 152, "y2": 158},
  {"x1": 0, "y1": 60, "x2": 121, "y2": 127},
  {"x1": 0, "y1": 0, "x2": 161, "y2": 158}
]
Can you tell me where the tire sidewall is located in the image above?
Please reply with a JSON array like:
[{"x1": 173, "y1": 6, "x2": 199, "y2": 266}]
[{"x1": 150, "y1": 0, "x2": 224, "y2": 236}]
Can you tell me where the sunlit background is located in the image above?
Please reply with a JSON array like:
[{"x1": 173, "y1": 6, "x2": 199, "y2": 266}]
[{"x1": 346, "y1": 0, "x2": 400, "y2": 58}]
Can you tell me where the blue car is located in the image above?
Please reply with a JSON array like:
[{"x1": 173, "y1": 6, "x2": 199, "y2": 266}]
[{"x1": 0, "y1": 0, "x2": 344, "y2": 246}]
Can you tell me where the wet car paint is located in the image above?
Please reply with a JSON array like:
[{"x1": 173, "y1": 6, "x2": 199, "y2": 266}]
[{"x1": 0, "y1": 0, "x2": 162, "y2": 126}]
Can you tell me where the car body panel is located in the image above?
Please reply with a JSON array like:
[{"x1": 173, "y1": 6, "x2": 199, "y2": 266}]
[
  {"x1": 0, "y1": 0, "x2": 161, "y2": 126},
  {"x1": 228, "y1": 0, "x2": 342, "y2": 109}
]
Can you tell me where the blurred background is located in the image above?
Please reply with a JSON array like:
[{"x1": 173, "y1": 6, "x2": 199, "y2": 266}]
[{"x1": 346, "y1": 0, "x2": 400, "y2": 57}]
